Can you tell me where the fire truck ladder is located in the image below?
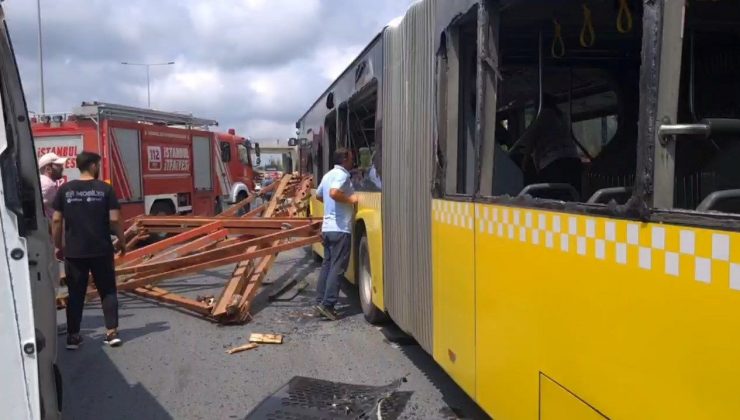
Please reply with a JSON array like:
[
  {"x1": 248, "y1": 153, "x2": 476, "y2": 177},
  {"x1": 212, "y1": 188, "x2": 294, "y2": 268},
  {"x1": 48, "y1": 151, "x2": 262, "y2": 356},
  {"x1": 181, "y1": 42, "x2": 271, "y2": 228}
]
[{"x1": 72, "y1": 101, "x2": 219, "y2": 128}]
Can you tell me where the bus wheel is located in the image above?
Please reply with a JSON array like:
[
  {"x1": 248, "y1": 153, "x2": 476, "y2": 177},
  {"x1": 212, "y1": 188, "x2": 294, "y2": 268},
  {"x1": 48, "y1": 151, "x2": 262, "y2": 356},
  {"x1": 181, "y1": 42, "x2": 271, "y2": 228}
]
[{"x1": 358, "y1": 235, "x2": 386, "y2": 324}]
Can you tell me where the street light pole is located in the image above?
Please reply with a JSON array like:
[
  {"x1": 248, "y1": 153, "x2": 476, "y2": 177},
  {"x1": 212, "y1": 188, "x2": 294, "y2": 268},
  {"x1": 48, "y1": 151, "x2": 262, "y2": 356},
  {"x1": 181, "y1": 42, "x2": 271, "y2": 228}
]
[
  {"x1": 120, "y1": 61, "x2": 175, "y2": 108},
  {"x1": 37, "y1": 0, "x2": 45, "y2": 113},
  {"x1": 146, "y1": 65, "x2": 151, "y2": 108}
]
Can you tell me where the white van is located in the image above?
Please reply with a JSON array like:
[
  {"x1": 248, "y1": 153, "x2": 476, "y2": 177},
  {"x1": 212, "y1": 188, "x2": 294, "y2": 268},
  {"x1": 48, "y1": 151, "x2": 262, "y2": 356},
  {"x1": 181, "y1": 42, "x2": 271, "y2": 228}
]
[{"x1": 0, "y1": 5, "x2": 62, "y2": 420}]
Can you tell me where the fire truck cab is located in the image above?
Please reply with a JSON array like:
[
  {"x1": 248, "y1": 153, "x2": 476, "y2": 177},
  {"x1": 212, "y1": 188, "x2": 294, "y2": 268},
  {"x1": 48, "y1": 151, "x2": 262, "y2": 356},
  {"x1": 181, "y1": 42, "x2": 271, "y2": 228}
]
[{"x1": 32, "y1": 102, "x2": 258, "y2": 223}]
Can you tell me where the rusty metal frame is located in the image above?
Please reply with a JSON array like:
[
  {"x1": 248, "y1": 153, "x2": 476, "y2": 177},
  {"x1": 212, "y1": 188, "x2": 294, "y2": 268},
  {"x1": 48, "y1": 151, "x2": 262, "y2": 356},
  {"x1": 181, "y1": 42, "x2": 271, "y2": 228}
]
[{"x1": 58, "y1": 174, "x2": 319, "y2": 324}]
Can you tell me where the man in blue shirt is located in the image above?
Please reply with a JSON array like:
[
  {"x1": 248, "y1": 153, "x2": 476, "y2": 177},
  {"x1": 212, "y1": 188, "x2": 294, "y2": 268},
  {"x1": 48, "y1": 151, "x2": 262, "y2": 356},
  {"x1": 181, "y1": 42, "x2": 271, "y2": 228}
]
[{"x1": 314, "y1": 148, "x2": 359, "y2": 320}]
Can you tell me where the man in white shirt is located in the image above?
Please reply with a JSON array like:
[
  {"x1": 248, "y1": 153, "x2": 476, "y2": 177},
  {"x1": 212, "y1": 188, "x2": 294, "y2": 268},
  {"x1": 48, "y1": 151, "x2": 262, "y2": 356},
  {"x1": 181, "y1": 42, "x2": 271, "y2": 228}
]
[
  {"x1": 38, "y1": 152, "x2": 67, "y2": 220},
  {"x1": 314, "y1": 148, "x2": 359, "y2": 320}
]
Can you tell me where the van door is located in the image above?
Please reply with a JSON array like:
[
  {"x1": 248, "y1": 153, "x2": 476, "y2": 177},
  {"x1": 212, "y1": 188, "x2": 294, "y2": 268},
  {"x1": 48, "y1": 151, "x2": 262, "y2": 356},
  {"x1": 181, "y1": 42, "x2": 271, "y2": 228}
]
[{"x1": 0, "y1": 4, "x2": 60, "y2": 418}]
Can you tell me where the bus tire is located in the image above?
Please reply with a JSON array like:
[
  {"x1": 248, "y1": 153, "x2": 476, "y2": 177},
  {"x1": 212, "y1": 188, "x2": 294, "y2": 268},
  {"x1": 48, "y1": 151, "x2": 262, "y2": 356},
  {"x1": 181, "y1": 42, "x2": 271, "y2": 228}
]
[{"x1": 358, "y1": 235, "x2": 386, "y2": 324}]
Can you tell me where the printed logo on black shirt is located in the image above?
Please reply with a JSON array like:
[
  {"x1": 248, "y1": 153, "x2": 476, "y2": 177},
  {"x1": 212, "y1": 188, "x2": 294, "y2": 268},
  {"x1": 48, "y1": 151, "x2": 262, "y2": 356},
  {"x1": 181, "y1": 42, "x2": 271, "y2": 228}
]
[{"x1": 53, "y1": 180, "x2": 121, "y2": 258}]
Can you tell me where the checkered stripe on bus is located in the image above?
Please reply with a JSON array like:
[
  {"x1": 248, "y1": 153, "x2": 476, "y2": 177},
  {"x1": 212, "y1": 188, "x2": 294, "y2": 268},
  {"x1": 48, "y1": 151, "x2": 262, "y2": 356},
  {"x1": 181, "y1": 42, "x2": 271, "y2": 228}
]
[{"x1": 432, "y1": 200, "x2": 740, "y2": 290}]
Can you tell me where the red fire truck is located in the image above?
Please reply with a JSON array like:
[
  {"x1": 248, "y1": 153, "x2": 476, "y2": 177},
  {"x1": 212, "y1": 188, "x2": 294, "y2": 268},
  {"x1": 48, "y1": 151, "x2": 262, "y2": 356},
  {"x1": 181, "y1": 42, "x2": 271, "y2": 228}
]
[{"x1": 32, "y1": 102, "x2": 259, "y2": 224}]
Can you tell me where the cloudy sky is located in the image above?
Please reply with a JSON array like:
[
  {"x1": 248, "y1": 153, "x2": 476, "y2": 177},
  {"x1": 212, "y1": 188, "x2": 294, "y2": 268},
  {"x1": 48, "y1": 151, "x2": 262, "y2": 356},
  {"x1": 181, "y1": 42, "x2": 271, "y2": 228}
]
[{"x1": 4, "y1": 0, "x2": 415, "y2": 139}]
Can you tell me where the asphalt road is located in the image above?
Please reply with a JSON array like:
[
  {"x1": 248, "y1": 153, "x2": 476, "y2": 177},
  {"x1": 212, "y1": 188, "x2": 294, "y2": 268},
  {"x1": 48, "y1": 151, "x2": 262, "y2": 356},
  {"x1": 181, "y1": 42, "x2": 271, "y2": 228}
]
[{"x1": 56, "y1": 248, "x2": 489, "y2": 420}]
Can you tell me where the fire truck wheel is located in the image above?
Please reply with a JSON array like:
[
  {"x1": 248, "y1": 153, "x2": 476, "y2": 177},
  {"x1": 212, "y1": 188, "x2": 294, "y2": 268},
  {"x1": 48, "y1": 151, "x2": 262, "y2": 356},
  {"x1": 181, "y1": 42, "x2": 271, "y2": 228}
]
[
  {"x1": 150, "y1": 201, "x2": 176, "y2": 241},
  {"x1": 150, "y1": 200, "x2": 176, "y2": 216},
  {"x1": 358, "y1": 235, "x2": 387, "y2": 324},
  {"x1": 236, "y1": 191, "x2": 249, "y2": 215}
]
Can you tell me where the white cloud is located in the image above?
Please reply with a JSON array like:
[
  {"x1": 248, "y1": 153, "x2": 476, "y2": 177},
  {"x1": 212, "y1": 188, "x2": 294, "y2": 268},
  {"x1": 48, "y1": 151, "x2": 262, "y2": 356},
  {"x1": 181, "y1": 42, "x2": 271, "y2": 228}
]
[
  {"x1": 5, "y1": 0, "x2": 415, "y2": 138},
  {"x1": 318, "y1": 45, "x2": 365, "y2": 81}
]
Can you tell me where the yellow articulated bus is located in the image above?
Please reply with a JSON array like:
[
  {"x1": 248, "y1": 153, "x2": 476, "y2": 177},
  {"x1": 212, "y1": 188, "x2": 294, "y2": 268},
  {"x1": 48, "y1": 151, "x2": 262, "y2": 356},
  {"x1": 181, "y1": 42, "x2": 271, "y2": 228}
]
[{"x1": 296, "y1": 1, "x2": 740, "y2": 418}]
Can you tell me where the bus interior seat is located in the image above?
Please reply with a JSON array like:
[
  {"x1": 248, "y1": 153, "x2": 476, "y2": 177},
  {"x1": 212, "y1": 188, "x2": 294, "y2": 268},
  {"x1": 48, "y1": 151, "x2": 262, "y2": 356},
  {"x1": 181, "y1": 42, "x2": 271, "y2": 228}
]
[
  {"x1": 493, "y1": 142, "x2": 524, "y2": 196},
  {"x1": 696, "y1": 189, "x2": 740, "y2": 213},
  {"x1": 587, "y1": 186, "x2": 632, "y2": 205},
  {"x1": 518, "y1": 183, "x2": 580, "y2": 202}
]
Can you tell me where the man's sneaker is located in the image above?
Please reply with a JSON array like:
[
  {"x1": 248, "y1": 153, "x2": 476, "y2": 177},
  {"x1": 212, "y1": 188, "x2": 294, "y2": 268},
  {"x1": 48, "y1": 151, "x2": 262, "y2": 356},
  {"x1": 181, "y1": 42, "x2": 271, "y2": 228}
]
[
  {"x1": 316, "y1": 305, "x2": 339, "y2": 321},
  {"x1": 66, "y1": 334, "x2": 83, "y2": 350},
  {"x1": 104, "y1": 332, "x2": 122, "y2": 347}
]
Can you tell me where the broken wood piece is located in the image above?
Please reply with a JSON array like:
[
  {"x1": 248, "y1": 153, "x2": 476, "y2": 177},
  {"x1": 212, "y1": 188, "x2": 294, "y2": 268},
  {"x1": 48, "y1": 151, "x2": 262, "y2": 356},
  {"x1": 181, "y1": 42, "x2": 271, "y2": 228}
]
[
  {"x1": 226, "y1": 343, "x2": 258, "y2": 355},
  {"x1": 130, "y1": 286, "x2": 213, "y2": 315},
  {"x1": 249, "y1": 333, "x2": 283, "y2": 344},
  {"x1": 218, "y1": 192, "x2": 257, "y2": 218}
]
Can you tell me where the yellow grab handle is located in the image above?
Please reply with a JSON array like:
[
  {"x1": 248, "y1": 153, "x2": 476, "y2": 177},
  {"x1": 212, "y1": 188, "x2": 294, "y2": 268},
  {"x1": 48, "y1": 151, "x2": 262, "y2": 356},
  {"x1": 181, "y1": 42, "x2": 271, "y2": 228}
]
[
  {"x1": 617, "y1": 0, "x2": 633, "y2": 33},
  {"x1": 551, "y1": 19, "x2": 565, "y2": 58},
  {"x1": 580, "y1": 3, "x2": 596, "y2": 47}
]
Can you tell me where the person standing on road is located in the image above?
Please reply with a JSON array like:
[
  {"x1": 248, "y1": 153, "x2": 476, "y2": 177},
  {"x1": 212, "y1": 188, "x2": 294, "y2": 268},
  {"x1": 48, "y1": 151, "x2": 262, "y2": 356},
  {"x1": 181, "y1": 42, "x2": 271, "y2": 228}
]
[
  {"x1": 314, "y1": 148, "x2": 359, "y2": 320},
  {"x1": 38, "y1": 152, "x2": 67, "y2": 221},
  {"x1": 52, "y1": 151, "x2": 126, "y2": 349}
]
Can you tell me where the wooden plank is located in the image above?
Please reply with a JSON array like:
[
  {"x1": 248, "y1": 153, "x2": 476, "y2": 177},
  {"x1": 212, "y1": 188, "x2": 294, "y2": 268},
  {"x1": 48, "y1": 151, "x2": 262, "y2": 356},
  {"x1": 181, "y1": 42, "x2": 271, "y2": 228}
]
[
  {"x1": 138, "y1": 227, "x2": 294, "y2": 236},
  {"x1": 124, "y1": 233, "x2": 144, "y2": 251},
  {"x1": 226, "y1": 343, "x2": 258, "y2": 354},
  {"x1": 144, "y1": 229, "x2": 228, "y2": 264},
  {"x1": 249, "y1": 333, "x2": 283, "y2": 344},
  {"x1": 244, "y1": 204, "x2": 265, "y2": 218},
  {"x1": 217, "y1": 192, "x2": 257, "y2": 218},
  {"x1": 131, "y1": 286, "x2": 213, "y2": 315},
  {"x1": 116, "y1": 221, "x2": 223, "y2": 266},
  {"x1": 235, "y1": 253, "x2": 279, "y2": 322},
  {"x1": 263, "y1": 175, "x2": 293, "y2": 217},
  {"x1": 116, "y1": 222, "x2": 320, "y2": 276},
  {"x1": 212, "y1": 174, "x2": 295, "y2": 317},
  {"x1": 233, "y1": 176, "x2": 314, "y2": 321},
  {"x1": 136, "y1": 217, "x2": 314, "y2": 228},
  {"x1": 112, "y1": 235, "x2": 320, "y2": 293}
]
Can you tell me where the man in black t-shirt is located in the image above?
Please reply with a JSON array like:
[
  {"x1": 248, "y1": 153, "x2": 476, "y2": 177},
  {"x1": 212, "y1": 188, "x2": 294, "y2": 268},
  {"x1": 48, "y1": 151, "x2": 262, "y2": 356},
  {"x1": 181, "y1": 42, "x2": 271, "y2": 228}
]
[{"x1": 52, "y1": 151, "x2": 126, "y2": 349}]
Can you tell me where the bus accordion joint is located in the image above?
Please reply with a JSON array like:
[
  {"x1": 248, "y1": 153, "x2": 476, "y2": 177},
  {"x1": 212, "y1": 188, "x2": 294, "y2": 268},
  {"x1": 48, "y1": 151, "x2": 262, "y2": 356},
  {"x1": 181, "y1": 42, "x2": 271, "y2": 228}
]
[
  {"x1": 617, "y1": 0, "x2": 633, "y2": 34},
  {"x1": 551, "y1": 19, "x2": 565, "y2": 58},
  {"x1": 580, "y1": 3, "x2": 596, "y2": 48}
]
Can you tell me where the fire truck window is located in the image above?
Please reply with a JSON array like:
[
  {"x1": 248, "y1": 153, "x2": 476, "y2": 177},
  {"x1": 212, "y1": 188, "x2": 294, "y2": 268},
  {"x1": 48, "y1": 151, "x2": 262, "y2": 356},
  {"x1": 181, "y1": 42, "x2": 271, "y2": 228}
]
[
  {"x1": 220, "y1": 141, "x2": 231, "y2": 163},
  {"x1": 237, "y1": 144, "x2": 250, "y2": 166}
]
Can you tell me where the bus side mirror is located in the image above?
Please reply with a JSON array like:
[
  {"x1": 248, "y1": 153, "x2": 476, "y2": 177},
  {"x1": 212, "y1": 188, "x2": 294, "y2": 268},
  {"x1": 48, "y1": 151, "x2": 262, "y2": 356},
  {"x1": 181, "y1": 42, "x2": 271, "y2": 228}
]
[
  {"x1": 288, "y1": 138, "x2": 298, "y2": 147},
  {"x1": 254, "y1": 142, "x2": 261, "y2": 157}
]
